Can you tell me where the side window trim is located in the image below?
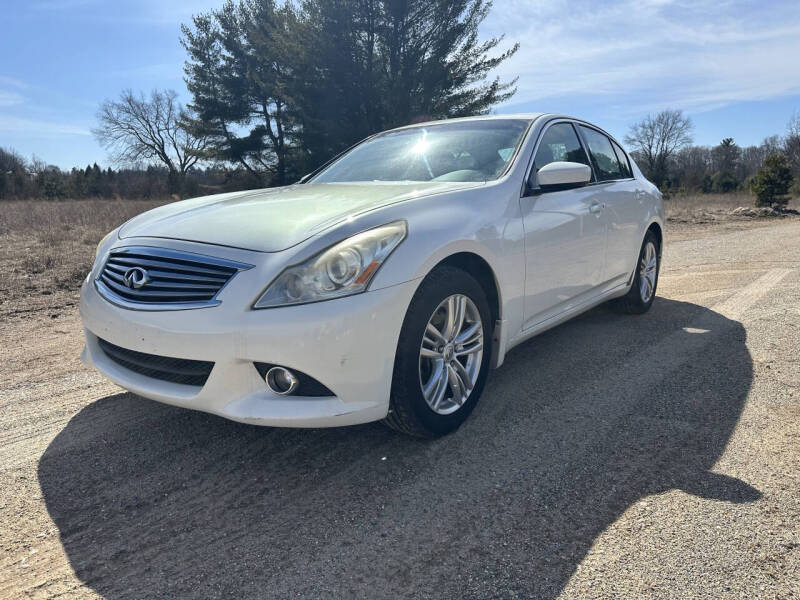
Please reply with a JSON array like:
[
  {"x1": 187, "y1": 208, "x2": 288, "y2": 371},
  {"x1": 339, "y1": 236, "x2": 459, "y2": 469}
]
[{"x1": 521, "y1": 119, "x2": 597, "y2": 197}]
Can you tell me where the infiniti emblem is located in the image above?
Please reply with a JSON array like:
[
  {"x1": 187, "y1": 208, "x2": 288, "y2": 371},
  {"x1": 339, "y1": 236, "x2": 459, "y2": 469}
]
[{"x1": 123, "y1": 267, "x2": 150, "y2": 289}]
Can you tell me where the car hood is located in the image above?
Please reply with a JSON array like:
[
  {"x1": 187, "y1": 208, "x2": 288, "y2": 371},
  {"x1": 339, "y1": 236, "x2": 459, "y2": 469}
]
[{"x1": 118, "y1": 182, "x2": 482, "y2": 252}]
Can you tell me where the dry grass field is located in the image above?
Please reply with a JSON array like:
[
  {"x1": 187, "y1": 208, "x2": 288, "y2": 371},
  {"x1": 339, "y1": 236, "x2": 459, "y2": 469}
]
[
  {"x1": 0, "y1": 199, "x2": 166, "y2": 320},
  {"x1": 664, "y1": 191, "x2": 798, "y2": 221},
  {"x1": 0, "y1": 193, "x2": 795, "y2": 322}
]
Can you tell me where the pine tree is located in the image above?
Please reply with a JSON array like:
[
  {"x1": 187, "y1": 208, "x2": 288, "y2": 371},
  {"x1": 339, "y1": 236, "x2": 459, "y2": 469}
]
[
  {"x1": 181, "y1": 0, "x2": 298, "y2": 185},
  {"x1": 181, "y1": 0, "x2": 518, "y2": 181},
  {"x1": 751, "y1": 153, "x2": 793, "y2": 208}
]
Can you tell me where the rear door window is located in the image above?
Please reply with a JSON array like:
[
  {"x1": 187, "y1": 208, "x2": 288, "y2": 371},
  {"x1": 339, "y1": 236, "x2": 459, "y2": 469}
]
[
  {"x1": 577, "y1": 125, "x2": 623, "y2": 181},
  {"x1": 611, "y1": 141, "x2": 632, "y2": 178}
]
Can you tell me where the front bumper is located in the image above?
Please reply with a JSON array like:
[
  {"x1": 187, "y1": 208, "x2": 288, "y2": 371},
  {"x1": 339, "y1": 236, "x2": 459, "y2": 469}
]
[{"x1": 80, "y1": 255, "x2": 419, "y2": 428}]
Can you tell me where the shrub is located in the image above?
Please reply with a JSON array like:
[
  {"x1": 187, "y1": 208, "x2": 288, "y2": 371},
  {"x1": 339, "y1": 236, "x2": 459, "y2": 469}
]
[
  {"x1": 711, "y1": 171, "x2": 738, "y2": 193},
  {"x1": 751, "y1": 152, "x2": 793, "y2": 207}
]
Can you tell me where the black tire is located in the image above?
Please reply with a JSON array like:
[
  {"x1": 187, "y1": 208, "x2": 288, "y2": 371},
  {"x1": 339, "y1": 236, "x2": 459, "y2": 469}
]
[
  {"x1": 612, "y1": 229, "x2": 660, "y2": 314},
  {"x1": 383, "y1": 266, "x2": 493, "y2": 438}
]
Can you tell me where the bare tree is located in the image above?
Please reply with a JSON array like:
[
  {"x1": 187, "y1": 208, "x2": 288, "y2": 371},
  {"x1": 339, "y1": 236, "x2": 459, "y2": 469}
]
[
  {"x1": 785, "y1": 111, "x2": 800, "y2": 177},
  {"x1": 0, "y1": 146, "x2": 27, "y2": 173},
  {"x1": 94, "y1": 89, "x2": 206, "y2": 193},
  {"x1": 625, "y1": 109, "x2": 693, "y2": 188}
]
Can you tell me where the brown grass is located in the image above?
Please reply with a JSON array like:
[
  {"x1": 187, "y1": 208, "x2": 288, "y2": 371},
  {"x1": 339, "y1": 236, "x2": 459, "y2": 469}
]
[
  {"x1": 665, "y1": 192, "x2": 799, "y2": 223},
  {"x1": 0, "y1": 198, "x2": 167, "y2": 318}
]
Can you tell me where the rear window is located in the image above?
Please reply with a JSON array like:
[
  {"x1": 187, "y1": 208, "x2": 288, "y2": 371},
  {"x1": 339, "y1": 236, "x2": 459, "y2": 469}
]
[{"x1": 578, "y1": 125, "x2": 623, "y2": 181}]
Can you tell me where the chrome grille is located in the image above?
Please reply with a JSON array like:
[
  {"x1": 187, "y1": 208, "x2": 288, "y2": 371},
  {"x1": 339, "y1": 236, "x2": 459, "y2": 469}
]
[{"x1": 96, "y1": 246, "x2": 253, "y2": 310}]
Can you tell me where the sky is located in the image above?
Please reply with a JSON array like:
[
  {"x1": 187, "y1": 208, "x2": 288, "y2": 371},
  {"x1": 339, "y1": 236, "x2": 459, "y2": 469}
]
[{"x1": 1, "y1": 0, "x2": 799, "y2": 169}]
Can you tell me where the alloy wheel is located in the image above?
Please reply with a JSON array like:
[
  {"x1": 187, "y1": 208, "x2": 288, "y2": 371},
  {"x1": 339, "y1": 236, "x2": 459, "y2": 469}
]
[
  {"x1": 418, "y1": 294, "x2": 484, "y2": 415},
  {"x1": 639, "y1": 241, "x2": 658, "y2": 303}
]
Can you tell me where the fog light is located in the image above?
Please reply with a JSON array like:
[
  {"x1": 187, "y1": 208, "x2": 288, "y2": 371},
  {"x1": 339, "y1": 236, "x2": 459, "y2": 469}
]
[{"x1": 265, "y1": 366, "x2": 299, "y2": 395}]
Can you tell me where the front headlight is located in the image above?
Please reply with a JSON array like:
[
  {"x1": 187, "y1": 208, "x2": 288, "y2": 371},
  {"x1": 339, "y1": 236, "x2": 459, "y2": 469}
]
[{"x1": 253, "y1": 221, "x2": 407, "y2": 309}]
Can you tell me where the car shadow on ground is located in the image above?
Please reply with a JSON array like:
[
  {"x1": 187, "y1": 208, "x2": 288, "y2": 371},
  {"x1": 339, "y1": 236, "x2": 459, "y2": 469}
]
[{"x1": 38, "y1": 298, "x2": 759, "y2": 599}]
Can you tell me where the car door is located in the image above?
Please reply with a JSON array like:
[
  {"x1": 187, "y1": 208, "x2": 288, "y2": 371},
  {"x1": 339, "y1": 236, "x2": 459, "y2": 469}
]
[
  {"x1": 576, "y1": 125, "x2": 642, "y2": 286},
  {"x1": 520, "y1": 121, "x2": 608, "y2": 329}
]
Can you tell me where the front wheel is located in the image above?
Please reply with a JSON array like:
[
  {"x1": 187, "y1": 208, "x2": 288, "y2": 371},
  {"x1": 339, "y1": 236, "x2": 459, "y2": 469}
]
[
  {"x1": 384, "y1": 266, "x2": 492, "y2": 437},
  {"x1": 613, "y1": 230, "x2": 660, "y2": 314}
]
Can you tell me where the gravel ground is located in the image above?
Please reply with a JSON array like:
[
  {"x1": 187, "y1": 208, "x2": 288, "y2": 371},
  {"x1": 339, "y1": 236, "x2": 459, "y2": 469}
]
[{"x1": 1, "y1": 219, "x2": 799, "y2": 599}]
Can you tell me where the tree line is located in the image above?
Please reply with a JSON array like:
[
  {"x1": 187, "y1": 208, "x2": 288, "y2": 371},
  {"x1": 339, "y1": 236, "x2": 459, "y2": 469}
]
[
  {"x1": 2, "y1": 0, "x2": 797, "y2": 204},
  {"x1": 625, "y1": 109, "x2": 800, "y2": 204},
  {"x1": 0, "y1": 147, "x2": 258, "y2": 200}
]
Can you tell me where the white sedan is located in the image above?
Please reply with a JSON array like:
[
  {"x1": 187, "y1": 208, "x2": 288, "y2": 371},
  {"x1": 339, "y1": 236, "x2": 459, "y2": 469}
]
[{"x1": 80, "y1": 114, "x2": 663, "y2": 437}]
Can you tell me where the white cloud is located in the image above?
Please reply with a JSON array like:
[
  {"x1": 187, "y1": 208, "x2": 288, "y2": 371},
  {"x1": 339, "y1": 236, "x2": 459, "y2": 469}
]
[
  {"x1": 0, "y1": 90, "x2": 24, "y2": 106},
  {"x1": 26, "y1": 0, "x2": 220, "y2": 25},
  {"x1": 0, "y1": 116, "x2": 91, "y2": 137},
  {"x1": 0, "y1": 75, "x2": 28, "y2": 89},
  {"x1": 30, "y1": 0, "x2": 97, "y2": 10},
  {"x1": 484, "y1": 0, "x2": 800, "y2": 116}
]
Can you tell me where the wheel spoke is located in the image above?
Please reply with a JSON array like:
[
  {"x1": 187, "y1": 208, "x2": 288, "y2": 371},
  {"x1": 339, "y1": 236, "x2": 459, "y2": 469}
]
[
  {"x1": 423, "y1": 359, "x2": 445, "y2": 399},
  {"x1": 453, "y1": 296, "x2": 466, "y2": 340},
  {"x1": 446, "y1": 364, "x2": 465, "y2": 405},
  {"x1": 442, "y1": 296, "x2": 456, "y2": 339},
  {"x1": 451, "y1": 359, "x2": 473, "y2": 392},
  {"x1": 455, "y1": 321, "x2": 481, "y2": 345},
  {"x1": 431, "y1": 368, "x2": 449, "y2": 410},
  {"x1": 420, "y1": 346, "x2": 441, "y2": 359},
  {"x1": 425, "y1": 322, "x2": 446, "y2": 346},
  {"x1": 456, "y1": 340, "x2": 483, "y2": 357},
  {"x1": 444, "y1": 295, "x2": 466, "y2": 340},
  {"x1": 423, "y1": 360, "x2": 443, "y2": 397}
]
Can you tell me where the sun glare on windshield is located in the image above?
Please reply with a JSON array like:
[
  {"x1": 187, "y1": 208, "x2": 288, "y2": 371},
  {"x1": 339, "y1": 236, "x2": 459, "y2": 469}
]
[{"x1": 312, "y1": 119, "x2": 530, "y2": 184}]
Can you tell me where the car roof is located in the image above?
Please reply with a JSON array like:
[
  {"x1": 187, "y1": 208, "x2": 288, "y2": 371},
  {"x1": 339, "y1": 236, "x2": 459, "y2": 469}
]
[
  {"x1": 380, "y1": 113, "x2": 627, "y2": 154},
  {"x1": 382, "y1": 112, "x2": 615, "y2": 134},
  {"x1": 385, "y1": 113, "x2": 546, "y2": 132}
]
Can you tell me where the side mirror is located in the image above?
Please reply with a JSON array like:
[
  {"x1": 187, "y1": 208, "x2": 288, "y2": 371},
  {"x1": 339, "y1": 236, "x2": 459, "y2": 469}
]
[{"x1": 535, "y1": 161, "x2": 592, "y2": 190}]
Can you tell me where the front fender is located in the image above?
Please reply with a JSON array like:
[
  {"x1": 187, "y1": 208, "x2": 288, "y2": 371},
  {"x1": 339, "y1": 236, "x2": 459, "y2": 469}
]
[{"x1": 367, "y1": 183, "x2": 527, "y2": 359}]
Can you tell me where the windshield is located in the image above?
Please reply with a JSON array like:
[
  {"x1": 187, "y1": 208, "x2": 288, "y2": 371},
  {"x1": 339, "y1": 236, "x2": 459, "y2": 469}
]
[{"x1": 311, "y1": 119, "x2": 530, "y2": 183}]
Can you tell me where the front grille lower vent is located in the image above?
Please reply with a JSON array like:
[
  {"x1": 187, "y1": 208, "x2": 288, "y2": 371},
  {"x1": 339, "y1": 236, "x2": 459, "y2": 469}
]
[
  {"x1": 98, "y1": 337, "x2": 214, "y2": 387},
  {"x1": 96, "y1": 246, "x2": 252, "y2": 309}
]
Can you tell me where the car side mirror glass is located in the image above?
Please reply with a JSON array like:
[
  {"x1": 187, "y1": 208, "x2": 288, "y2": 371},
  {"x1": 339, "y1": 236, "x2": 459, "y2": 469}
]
[{"x1": 534, "y1": 161, "x2": 592, "y2": 192}]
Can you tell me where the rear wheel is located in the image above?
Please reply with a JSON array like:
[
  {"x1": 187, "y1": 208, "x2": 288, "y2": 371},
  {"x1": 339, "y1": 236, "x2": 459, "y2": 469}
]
[
  {"x1": 613, "y1": 230, "x2": 660, "y2": 314},
  {"x1": 384, "y1": 266, "x2": 492, "y2": 437}
]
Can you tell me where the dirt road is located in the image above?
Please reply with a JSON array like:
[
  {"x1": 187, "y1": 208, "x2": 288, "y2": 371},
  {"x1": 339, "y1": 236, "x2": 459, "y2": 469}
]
[{"x1": 2, "y1": 220, "x2": 799, "y2": 599}]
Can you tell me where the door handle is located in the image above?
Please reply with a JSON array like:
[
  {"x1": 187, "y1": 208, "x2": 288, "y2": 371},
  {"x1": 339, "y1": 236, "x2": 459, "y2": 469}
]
[{"x1": 589, "y1": 201, "x2": 603, "y2": 214}]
